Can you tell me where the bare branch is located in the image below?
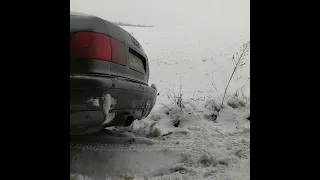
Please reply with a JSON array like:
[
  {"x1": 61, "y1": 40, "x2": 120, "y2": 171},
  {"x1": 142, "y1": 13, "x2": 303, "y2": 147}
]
[
  {"x1": 211, "y1": 67, "x2": 222, "y2": 95},
  {"x1": 220, "y1": 41, "x2": 250, "y2": 109}
]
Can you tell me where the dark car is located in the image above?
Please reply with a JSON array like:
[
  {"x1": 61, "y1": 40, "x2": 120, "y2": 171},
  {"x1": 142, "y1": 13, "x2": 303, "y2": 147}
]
[{"x1": 70, "y1": 12, "x2": 157, "y2": 135}]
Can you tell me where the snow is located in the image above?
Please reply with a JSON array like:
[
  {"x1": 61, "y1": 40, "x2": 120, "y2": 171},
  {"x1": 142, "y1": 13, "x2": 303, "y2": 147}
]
[
  {"x1": 102, "y1": 94, "x2": 117, "y2": 125},
  {"x1": 71, "y1": 97, "x2": 250, "y2": 179},
  {"x1": 86, "y1": 98, "x2": 100, "y2": 107},
  {"x1": 71, "y1": 25, "x2": 249, "y2": 180},
  {"x1": 125, "y1": 26, "x2": 250, "y2": 106}
]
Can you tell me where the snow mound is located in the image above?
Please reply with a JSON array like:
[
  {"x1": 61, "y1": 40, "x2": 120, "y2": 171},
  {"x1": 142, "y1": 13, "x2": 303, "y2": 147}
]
[
  {"x1": 131, "y1": 100, "x2": 205, "y2": 137},
  {"x1": 71, "y1": 98, "x2": 250, "y2": 179},
  {"x1": 199, "y1": 154, "x2": 218, "y2": 167},
  {"x1": 131, "y1": 98, "x2": 249, "y2": 179},
  {"x1": 70, "y1": 174, "x2": 92, "y2": 180},
  {"x1": 227, "y1": 97, "x2": 247, "y2": 109},
  {"x1": 131, "y1": 97, "x2": 250, "y2": 138}
]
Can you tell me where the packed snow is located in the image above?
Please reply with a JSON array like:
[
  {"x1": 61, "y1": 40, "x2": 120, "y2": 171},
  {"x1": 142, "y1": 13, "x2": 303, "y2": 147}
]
[
  {"x1": 102, "y1": 94, "x2": 117, "y2": 125},
  {"x1": 86, "y1": 98, "x2": 100, "y2": 107},
  {"x1": 71, "y1": 26, "x2": 250, "y2": 180}
]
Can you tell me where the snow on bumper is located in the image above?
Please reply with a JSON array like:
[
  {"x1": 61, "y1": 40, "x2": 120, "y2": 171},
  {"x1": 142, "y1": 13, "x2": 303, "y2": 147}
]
[{"x1": 101, "y1": 94, "x2": 117, "y2": 125}]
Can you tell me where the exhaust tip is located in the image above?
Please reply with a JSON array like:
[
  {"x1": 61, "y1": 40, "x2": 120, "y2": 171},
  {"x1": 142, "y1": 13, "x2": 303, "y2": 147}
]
[{"x1": 125, "y1": 116, "x2": 134, "y2": 126}]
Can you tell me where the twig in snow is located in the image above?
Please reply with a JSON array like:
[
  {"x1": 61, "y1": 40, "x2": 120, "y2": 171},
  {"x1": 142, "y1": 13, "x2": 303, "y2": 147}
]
[
  {"x1": 220, "y1": 41, "x2": 250, "y2": 110},
  {"x1": 211, "y1": 67, "x2": 222, "y2": 95},
  {"x1": 160, "y1": 102, "x2": 171, "y2": 111}
]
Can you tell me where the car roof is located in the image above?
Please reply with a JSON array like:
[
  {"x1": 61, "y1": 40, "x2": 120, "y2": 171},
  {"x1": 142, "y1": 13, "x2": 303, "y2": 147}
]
[{"x1": 70, "y1": 11, "x2": 96, "y2": 17}]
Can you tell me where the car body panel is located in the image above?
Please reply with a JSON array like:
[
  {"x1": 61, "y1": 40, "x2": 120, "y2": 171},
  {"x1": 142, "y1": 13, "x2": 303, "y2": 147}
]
[
  {"x1": 70, "y1": 74, "x2": 157, "y2": 135},
  {"x1": 70, "y1": 12, "x2": 156, "y2": 135},
  {"x1": 70, "y1": 12, "x2": 149, "y2": 84}
]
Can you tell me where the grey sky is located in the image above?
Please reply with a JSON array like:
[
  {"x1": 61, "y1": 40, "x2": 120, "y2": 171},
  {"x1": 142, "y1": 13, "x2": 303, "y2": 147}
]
[{"x1": 70, "y1": 0, "x2": 249, "y2": 29}]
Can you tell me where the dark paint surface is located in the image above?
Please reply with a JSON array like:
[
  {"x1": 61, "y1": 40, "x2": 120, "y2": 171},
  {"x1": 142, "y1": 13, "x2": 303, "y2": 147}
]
[{"x1": 70, "y1": 12, "x2": 156, "y2": 135}]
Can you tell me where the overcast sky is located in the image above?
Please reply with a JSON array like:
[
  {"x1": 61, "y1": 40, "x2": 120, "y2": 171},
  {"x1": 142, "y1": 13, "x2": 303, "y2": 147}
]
[{"x1": 70, "y1": 0, "x2": 249, "y2": 29}]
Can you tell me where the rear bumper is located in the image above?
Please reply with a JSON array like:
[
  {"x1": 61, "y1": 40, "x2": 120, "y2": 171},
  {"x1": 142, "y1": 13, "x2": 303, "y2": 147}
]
[{"x1": 70, "y1": 74, "x2": 157, "y2": 134}]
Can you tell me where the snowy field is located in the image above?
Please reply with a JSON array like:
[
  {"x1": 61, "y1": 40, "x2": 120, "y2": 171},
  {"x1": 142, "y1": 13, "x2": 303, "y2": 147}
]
[
  {"x1": 126, "y1": 26, "x2": 250, "y2": 106},
  {"x1": 70, "y1": 26, "x2": 250, "y2": 180}
]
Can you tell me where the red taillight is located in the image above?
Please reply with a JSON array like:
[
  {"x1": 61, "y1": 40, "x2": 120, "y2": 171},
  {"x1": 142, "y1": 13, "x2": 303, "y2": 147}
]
[
  {"x1": 110, "y1": 38, "x2": 127, "y2": 65},
  {"x1": 70, "y1": 32, "x2": 111, "y2": 61}
]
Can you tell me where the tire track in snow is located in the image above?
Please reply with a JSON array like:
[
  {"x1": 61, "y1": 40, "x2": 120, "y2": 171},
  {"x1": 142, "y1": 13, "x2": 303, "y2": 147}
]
[
  {"x1": 70, "y1": 136, "x2": 188, "y2": 179},
  {"x1": 70, "y1": 126, "x2": 250, "y2": 179},
  {"x1": 70, "y1": 130, "x2": 249, "y2": 152}
]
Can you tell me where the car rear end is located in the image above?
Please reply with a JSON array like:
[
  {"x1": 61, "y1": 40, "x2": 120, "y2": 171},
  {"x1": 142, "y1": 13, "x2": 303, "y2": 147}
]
[{"x1": 70, "y1": 12, "x2": 157, "y2": 135}]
